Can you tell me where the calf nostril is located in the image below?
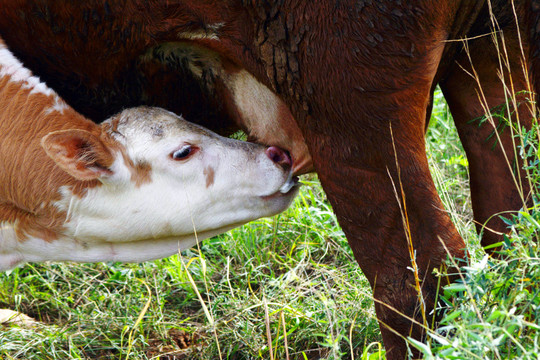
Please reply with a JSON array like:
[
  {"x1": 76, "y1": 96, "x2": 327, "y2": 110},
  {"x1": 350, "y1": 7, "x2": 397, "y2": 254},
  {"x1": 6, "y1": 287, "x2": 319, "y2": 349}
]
[{"x1": 265, "y1": 146, "x2": 292, "y2": 170}]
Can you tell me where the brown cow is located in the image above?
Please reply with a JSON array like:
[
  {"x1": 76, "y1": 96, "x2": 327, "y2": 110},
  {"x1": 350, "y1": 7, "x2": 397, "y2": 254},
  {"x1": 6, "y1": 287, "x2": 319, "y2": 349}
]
[{"x1": 0, "y1": 1, "x2": 534, "y2": 358}]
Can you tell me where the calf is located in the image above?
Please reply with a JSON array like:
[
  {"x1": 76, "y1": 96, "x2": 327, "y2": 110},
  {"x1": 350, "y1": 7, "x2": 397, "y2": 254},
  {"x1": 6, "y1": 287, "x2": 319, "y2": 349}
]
[{"x1": 0, "y1": 37, "x2": 298, "y2": 270}]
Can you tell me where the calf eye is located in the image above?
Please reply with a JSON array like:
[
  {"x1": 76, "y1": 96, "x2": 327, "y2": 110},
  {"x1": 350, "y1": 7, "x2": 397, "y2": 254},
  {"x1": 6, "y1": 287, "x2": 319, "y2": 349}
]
[{"x1": 171, "y1": 145, "x2": 193, "y2": 160}]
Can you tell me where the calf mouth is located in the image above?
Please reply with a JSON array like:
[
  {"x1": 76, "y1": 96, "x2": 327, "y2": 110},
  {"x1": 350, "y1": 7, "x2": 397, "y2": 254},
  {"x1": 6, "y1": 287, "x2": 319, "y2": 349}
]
[{"x1": 262, "y1": 175, "x2": 300, "y2": 200}]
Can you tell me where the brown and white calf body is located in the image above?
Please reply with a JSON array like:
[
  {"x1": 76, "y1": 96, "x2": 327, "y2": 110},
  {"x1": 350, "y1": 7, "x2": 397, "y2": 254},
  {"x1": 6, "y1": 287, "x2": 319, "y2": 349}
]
[{"x1": 0, "y1": 38, "x2": 298, "y2": 270}]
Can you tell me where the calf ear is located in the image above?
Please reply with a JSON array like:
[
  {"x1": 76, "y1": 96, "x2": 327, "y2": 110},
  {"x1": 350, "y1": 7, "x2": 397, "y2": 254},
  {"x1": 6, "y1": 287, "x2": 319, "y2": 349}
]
[{"x1": 41, "y1": 129, "x2": 115, "y2": 181}]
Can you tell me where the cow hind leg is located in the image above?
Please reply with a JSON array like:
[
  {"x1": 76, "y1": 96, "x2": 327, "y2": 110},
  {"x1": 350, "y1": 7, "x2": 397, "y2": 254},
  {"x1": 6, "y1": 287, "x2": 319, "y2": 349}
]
[{"x1": 439, "y1": 25, "x2": 533, "y2": 252}]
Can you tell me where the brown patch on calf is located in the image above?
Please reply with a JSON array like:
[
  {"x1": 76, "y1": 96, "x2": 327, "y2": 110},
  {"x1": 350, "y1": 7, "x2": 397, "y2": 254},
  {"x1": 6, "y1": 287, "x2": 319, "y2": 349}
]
[
  {"x1": 0, "y1": 203, "x2": 65, "y2": 242},
  {"x1": 118, "y1": 151, "x2": 153, "y2": 187},
  {"x1": 100, "y1": 119, "x2": 153, "y2": 187},
  {"x1": 131, "y1": 161, "x2": 153, "y2": 186},
  {"x1": 203, "y1": 166, "x2": 215, "y2": 188}
]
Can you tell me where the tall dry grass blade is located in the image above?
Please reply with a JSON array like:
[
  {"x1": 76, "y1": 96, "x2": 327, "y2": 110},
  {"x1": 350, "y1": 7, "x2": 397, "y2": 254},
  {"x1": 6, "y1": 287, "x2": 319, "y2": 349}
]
[
  {"x1": 509, "y1": 0, "x2": 537, "y2": 120},
  {"x1": 457, "y1": 0, "x2": 538, "y2": 213},
  {"x1": 387, "y1": 123, "x2": 428, "y2": 328},
  {"x1": 178, "y1": 254, "x2": 223, "y2": 360},
  {"x1": 263, "y1": 296, "x2": 274, "y2": 360},
  {"x1": 226, "y1": 256, "x2": 234, "y2": 297},
  {"x1": 123, "y1": 279, "x2": 152, "y2": 360},
  {"x1": 349, "y1": 312, "x2": 358, "y2": 360},
  {"x1": 488, "y1": 0, "x2": 530, "y2": 203},
  {"x1": 281, "y1": 310, "x2": 290, "y2": 360},
  {"x1": 460, "y1": 41, "x2": 526, "y2": 208},
  {"x1": 181, "y1": 180, "x2": 223, "y2": 360}
]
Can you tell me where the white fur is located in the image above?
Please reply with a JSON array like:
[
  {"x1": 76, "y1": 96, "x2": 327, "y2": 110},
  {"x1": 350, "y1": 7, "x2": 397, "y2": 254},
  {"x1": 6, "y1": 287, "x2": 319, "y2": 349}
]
[
  {"x1": 1, "y1": 222, "x2": 237, "y2": 268},
  {"x1": 44, "y1": 96, "x2": 69, "y2": 114}
]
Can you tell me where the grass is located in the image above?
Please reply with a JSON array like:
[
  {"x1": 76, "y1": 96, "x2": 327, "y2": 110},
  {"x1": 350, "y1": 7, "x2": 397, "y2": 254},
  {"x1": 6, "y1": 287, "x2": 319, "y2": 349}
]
[{"x1": 420, "y1": 91, "x2": 540, "y2": 359}]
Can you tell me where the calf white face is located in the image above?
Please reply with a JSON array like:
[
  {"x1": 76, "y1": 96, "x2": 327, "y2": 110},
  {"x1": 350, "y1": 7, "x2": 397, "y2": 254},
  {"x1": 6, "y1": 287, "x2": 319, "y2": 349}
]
[
  {"x1": 91, "y1": 107, "x2": 298, "y2": 239},
  {"x1": 4, "y1": 107, "x2": 298, "y2": 267}
]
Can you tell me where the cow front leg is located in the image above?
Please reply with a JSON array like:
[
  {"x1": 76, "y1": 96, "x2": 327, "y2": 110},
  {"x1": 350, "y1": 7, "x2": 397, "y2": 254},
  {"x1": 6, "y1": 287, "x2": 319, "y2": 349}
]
[{"x1": 311, "y1": 133, "x2": 466, "y2": 358}]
